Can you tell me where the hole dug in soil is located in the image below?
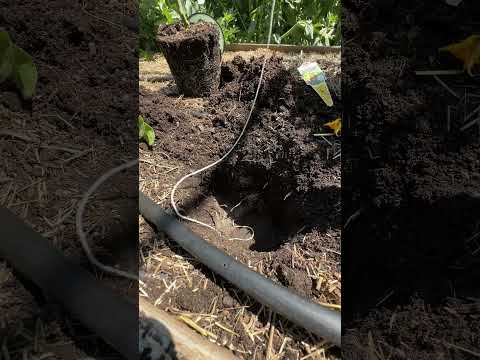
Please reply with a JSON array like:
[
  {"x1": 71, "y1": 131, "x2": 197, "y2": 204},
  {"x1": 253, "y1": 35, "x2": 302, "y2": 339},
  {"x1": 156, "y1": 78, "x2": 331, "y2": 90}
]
[
  {"x1": 210, "y1": 55, "x2": 341, "y2": 251},
  {"x1": 211, "y1": 171, "x2": 341, "y2": 252}
]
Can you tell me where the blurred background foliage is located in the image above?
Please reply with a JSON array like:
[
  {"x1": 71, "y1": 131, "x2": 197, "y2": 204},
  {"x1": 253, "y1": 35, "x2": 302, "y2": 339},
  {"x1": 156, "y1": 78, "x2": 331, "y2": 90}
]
[{"x1": 140, "y1": 0, "x2": 341, "y2": 56}]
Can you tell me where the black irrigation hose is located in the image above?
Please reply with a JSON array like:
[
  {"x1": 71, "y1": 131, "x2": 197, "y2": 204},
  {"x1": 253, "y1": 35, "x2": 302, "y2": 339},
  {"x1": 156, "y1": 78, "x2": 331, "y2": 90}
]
[
  {"x1": 0, "y1": 207, "x2": 138, "y2": 360},
  {"x1": 139, "y1": 191, "x2": 342, "y2": 347}
]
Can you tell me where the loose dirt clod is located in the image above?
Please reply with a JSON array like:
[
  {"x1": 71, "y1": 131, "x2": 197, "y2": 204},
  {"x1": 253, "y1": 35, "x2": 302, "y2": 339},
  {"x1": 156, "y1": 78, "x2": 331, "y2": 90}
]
[{"x1": 157, "y1": 22, "x2": 222, "y2": 97}]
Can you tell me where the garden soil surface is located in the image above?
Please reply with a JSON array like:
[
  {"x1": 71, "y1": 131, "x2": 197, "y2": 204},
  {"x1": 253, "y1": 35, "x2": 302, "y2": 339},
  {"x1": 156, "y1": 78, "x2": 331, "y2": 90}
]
[
  {"x1": 342, "y1": 0, "x2": 480, "y2": 359},
  {"x1": 1, "y1": 0, "x2": 137, "y2": 358},
  {"x1": 139, "y1": 49, "x2": 341, "y2": 359}
]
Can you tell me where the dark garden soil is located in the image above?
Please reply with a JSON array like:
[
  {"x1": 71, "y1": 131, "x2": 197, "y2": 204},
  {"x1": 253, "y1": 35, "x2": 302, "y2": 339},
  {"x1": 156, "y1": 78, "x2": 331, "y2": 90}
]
[
  {"x1": 157, "y1": 22, "x2": 222, "y2": 97},
  {"x1": 342, "y1": 0, "x2": 480, "y2": 358},
  {"x1": 139, "y1": 51, "x2": 341, "y2": 359},
  {"x1": 1, "y1": 0, "x2": 137, "y2": 358}
]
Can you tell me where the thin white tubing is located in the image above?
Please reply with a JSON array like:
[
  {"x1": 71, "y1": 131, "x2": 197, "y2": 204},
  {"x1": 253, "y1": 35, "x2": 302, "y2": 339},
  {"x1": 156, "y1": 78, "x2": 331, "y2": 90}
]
[
  {"x1": 170, "y1": 0, "x2": 277, "y2": 234},
  {"x1": 76, "y1": 159, "x2": 139, "y2": 281}
]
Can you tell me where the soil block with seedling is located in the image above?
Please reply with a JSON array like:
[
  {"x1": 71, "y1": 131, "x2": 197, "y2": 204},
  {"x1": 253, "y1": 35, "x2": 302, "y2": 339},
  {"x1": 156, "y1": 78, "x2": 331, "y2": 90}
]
[{"x1": 157, "y1": 22, "x2": 221, "y2": 97}]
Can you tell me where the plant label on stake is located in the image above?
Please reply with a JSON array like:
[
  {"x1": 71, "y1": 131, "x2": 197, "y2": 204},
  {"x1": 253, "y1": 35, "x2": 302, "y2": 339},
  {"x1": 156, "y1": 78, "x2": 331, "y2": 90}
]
[{"x1": 297, "y1": 62, "x2": 333, "y2": 107}]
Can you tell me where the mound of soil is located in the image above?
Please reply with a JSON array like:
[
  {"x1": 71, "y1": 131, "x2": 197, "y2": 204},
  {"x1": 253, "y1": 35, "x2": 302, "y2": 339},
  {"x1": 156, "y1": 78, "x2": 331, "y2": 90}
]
[
  {"x1": 141, "y1": 52, "x2": 342, "y2": 259},
  {"x1": 157, "y1": 22, "x2": 221, "y2": 97},
  {"x1": 211, "y1": 56, "x2": 342, "y2": 250},
  {"x1": 343, "y1": 0, "x2": 480, "y2": 357},
  {"x1": 141, "y1": 56, "x2": 342, "y2": 251}
]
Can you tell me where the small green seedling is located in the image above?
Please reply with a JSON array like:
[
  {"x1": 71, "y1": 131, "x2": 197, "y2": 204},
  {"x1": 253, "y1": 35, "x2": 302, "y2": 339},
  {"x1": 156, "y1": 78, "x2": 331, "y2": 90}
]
[
  {"x1": 138, "y1": 115, "x2": 155, "y2": 146},
  {"x1": 0, "y1": 31, "x2": 38, "y2": 100}
]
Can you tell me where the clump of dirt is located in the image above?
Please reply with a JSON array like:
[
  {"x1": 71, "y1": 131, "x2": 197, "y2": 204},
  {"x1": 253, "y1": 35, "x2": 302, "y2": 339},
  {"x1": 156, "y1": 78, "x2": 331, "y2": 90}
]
[
  {"x1": 176, "y1": 286, "x2": 222, "y2": 313},
  {"x1": 277, "y1": 264, "x2": 313, "y2": 298},
  {"x1": 157, "y1": 22, "x2": 221, "y2": 96},
  {"x1": 217, "y1": 55, "x2": 340, "y2": 117}
]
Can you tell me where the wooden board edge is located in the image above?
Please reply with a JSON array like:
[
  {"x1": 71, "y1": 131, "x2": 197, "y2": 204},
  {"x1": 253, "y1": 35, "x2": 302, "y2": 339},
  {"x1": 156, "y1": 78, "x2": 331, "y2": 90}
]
[{"x1": 139, "y1": 297, "x2": 239, "y2": 360}]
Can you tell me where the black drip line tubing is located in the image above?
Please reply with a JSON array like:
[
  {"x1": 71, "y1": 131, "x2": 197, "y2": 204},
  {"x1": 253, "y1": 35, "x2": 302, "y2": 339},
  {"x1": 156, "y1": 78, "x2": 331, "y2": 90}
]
[{"x1": 139, "y1": 191, "x2": 341, "y2": 347}]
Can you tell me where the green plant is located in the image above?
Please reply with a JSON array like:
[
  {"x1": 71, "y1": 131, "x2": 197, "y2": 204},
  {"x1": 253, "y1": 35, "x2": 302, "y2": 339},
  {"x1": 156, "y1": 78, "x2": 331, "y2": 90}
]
[
  {"x1": 138, "y1": 115, "x2": 155, "y2": 146},
  {"x1": 0, "y1": 31, "x2": 38, "y2": 99},
  {"x1": 140, "y1": 0, "x2": 177, "y2": 52},
  {"x1": 140, "y1": 0, "x2": 341, "y2": 53},
  {"x1": 216, "y1": 10, "x2": 239, "y2": 44},
  {"x1": 206, "y1": 0, "x2": 341, "y2": 46}
]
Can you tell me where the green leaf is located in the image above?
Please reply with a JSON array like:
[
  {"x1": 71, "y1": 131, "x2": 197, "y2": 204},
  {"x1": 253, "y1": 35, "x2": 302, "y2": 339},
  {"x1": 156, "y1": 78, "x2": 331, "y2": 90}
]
[
  {"x1": 12, "y1": 45, "x2": 38, "y2": 99},
  {"x1": 144, "y1": 122, "x2": 155, "y2": 146},
  {"x1": 0, "y1": 31, "x2": 14, "y2": 82},
  {"x1": 138, "y1": 115, "x2": 155, "y2": 146}
]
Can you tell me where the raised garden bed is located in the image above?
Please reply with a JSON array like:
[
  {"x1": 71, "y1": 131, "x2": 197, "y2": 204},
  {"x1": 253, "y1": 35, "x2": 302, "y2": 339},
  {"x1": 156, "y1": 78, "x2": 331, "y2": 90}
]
[{"x1": 139, "y1": 49, "x2": 341, "y2": 359}]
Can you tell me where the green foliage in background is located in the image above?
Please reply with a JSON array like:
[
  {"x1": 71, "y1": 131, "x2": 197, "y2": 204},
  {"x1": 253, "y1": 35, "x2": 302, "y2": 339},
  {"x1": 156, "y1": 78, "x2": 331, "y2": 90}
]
[
  {"x1": 140, "y1": 0, "x2": 341, "y2": 54},
  {"x1": 0, "y1": 31, "x2": 38, "y2": 100}
]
